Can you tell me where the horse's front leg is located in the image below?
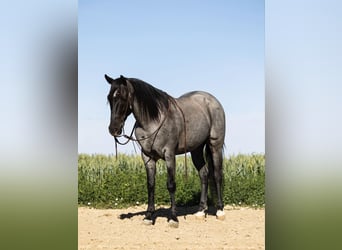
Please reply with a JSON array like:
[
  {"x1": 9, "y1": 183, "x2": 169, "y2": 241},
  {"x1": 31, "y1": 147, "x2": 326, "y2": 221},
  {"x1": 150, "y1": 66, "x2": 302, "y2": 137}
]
[
  {"x1": 165, "y1": 152, "x2": 179, "y2": 228},
  {"x1": 142, "y1": 153, "x2": 156, "y2": 225}
]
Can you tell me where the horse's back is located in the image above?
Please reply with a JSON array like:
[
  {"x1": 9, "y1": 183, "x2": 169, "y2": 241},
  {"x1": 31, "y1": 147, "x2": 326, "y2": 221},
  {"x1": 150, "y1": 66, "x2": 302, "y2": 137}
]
[
  {"x1": 177, "y1": 91, "x2": 225, "y2": 122},
  {"x1": 176, "y1": 91, "x2": 225, "y2": 147}
]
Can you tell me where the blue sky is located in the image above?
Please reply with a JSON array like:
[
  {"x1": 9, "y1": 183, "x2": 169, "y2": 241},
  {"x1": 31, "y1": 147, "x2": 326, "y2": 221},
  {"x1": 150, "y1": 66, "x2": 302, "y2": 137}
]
[{"x1": 78, "y1": 0, "x2": 264, "y2": 156}]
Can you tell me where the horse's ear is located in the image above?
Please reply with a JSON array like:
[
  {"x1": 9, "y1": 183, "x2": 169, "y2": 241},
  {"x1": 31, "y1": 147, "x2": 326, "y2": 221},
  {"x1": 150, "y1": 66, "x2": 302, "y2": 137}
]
[
  {"x1": 119, "y1": 75, "x2": 129, "y2": 86},
  {"x1": 104, "y1": 74, "x2": 114, "y2": 84}
]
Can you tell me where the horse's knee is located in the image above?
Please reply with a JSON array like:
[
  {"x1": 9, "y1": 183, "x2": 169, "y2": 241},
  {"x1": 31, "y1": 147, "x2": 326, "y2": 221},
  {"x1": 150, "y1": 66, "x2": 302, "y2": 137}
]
[
  {"x1": 199, "y1": 164, "x2": 208, "y2": 176},
  {"x1": 214, "y1": 170, "x2": 222, "y2": 182},
  {"x1": 199, "y1": 165, "x2": 209, "y2": 184}
]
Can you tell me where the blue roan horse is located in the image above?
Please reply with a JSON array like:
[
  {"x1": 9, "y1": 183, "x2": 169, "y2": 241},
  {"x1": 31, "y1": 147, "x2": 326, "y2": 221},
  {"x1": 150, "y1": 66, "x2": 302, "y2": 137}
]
[{"x1": 105, "y1": 74, "x2": 226, "y2": 227}]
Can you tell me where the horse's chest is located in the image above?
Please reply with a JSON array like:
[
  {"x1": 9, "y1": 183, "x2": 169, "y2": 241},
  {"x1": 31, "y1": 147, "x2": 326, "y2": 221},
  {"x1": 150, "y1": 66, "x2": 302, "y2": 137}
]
[
  {"x1": 139, "y1": 139, "x2": 165, "y2": 159},
  {"x1": 135, "y1": 128, "x2": 165, "y2": 157}
]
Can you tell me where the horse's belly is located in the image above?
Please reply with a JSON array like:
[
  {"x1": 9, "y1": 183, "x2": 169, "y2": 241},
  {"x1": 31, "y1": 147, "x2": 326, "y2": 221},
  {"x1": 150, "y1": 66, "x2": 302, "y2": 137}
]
[{"x1": 176, "y1": 124, "x2": 210, "y2": 154}]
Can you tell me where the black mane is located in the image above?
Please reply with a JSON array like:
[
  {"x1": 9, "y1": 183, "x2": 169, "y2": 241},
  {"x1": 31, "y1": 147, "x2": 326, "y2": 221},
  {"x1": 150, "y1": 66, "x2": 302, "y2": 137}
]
[{"x1": 128, "y1": 78, "x2": 171, "y2": 122}]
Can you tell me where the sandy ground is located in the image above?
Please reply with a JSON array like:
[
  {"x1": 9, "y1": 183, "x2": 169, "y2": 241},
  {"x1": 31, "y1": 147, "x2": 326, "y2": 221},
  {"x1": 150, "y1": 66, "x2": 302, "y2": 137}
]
[{"x1": 78, "y1": 205, "x2": 264, "y2": 250}]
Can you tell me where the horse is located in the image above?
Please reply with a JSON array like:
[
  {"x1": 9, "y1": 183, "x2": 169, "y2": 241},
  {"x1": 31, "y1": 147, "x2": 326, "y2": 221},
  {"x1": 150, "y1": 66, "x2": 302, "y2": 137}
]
[{"x1": 105, "y1": 74, "x2": 226, "y2": 227}]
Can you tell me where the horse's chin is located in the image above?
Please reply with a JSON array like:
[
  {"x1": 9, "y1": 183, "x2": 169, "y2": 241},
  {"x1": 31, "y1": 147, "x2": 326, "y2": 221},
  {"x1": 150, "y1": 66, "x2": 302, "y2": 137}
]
[
  {"x1": 113, "y1": 132, "x2": 122, "y2": 137},
  {"x1": 110, "y1": 128, "x2": 123, "y2": 137}
]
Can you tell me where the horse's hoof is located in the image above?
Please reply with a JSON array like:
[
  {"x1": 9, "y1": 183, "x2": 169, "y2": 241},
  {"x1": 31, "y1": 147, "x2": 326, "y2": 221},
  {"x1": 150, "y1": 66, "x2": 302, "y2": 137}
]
[
  {"x1": 194, "y1": 211, "x2": 206, "y2": 220},
  {"x1": 168, "y1": 219, "x2": 179, "y2": 228},
  {"x1": 143, "y1": 219, "x2": 153, "y2": 225},
  {"x1": 216, "y1": 210, "x2": 225, "y2": 220}
]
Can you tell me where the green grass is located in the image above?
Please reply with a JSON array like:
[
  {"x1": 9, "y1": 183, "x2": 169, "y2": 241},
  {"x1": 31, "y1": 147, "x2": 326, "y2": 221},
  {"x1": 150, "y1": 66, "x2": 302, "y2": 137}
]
[{"x1": 78, "y1": 153, "x2": 265, "y2": 208}]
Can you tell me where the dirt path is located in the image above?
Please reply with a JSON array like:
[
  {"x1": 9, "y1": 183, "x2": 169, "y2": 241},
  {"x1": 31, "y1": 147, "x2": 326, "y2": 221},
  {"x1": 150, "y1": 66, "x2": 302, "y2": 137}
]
[{"x1": 78, "y1": 205, "x2": 264, "y2": 250}]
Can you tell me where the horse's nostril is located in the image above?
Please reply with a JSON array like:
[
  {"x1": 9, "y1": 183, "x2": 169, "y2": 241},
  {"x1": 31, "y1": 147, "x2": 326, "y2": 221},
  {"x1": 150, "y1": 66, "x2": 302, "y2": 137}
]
[{"x1": 109, "y1": 125, "x2": 122, "y2": 136}]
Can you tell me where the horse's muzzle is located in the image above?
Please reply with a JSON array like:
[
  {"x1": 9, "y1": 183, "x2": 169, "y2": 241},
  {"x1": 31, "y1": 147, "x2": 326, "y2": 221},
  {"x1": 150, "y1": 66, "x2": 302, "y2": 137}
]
[{"x1": 108, "y1": 126, "x2": 122, "y2": 137}]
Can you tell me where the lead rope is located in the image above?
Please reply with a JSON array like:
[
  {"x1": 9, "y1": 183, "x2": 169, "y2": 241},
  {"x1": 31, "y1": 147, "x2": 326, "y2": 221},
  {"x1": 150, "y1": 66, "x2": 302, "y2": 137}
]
[
  {"x1": 114, "y1": 134, "x2": 138, "y2": 160},
  {"x1": 115, "y1": 138, "x2": 118, "y2": 160},
  {"x1": 114, "y1": 122, "x2": 137, "y2": 159}
]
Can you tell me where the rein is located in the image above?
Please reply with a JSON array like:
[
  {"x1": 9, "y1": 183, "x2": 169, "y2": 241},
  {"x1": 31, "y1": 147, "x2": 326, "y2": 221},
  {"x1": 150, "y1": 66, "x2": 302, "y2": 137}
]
[{"x1": 113, "y1": 97, "x2": 188, "y2": 179}]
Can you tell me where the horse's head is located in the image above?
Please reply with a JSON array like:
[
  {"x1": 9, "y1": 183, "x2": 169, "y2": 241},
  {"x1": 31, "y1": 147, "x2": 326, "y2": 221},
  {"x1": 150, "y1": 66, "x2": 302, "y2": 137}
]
[{"x1": 105, "y1": 74, "x2": 134, "y2": 136}]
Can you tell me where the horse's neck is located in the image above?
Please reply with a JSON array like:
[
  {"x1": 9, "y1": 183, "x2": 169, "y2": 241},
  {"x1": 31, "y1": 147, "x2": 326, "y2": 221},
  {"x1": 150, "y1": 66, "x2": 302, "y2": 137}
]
[
  {"x1": 131, "y1": 101, "x2": 163, "y2": 132},
  {"x1": 131, "y1": 102, "x2": 150, "y2": 131}
]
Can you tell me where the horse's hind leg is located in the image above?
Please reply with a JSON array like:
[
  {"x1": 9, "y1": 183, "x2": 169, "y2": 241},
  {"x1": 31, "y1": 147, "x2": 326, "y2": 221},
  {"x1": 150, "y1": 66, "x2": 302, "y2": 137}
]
[
  {"x1": 208, "y1": 142, "x2": 225, "y2": 220},
  {"x1": 191, "y1": 144, "x2": 209, "y2": 218}
]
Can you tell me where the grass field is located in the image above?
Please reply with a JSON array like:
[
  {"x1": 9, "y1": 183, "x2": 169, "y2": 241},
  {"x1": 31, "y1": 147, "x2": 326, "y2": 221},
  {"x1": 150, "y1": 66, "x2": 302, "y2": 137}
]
[{"x1": 78, "y1": 153, "x2": 265, "y2": 208}]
